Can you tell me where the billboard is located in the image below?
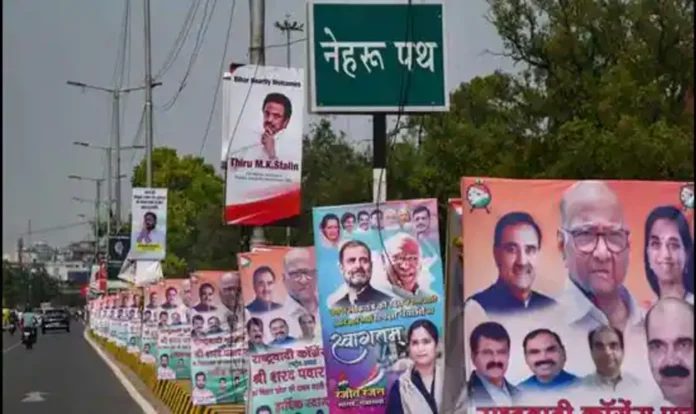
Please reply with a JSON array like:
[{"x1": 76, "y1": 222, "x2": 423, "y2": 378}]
[
  {"x1": 140, "y1": 283, "x2": 161, "y2": 364},
  {"x1": 108, "y1": 235, "x2": 130, "y2": 267},
  {"x1": 130, "y1": 188, "x2": 168, "y2": 260},
  {"x1": 460, "y1": 178, "x2": 694, "y2": 410},
  {"x1": 190, "y1": 271, "x2": 247, "y2": 406},
  {"x1": 156, "y1": 279, "x2": 191, "y2": 380},
  {"x1": 223, "y1": 64, "x2": 305, "y2": 226},
  {"x1": 238, "y1": 247, "x2": 329, "y2": 413},
  {"x1": 312, "y1": 199, "x2": 446, "y2": 413}
]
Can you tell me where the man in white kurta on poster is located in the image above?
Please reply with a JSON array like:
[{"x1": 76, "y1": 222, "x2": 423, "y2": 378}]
[{"x1": 228, "y1": 92, "x2": 294, "y2": 162}]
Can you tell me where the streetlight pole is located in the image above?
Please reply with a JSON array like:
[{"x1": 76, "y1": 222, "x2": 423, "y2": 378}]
[
  {"x1": 69, "y1": 175, "x2": 104, "y2": 256},
  {"x1": 274, "y1": 14, "x2": 303, "y2": 246},
  {"x1": 249, "y1": 0, "x2": 267, "y2": 249},
  {"x1": 72, "y1": 141, "x2": 144, "y2": 234},
  {"x1": 274, "y1": 15, "x2": 304, "y2": 68},
  {"x1": 70, "y1": 173, "x2": 126, "y2": 243},
  {"x1": 143, "y1": 0, "x2": 155, "y2": 187},
  {"x1": 66, "y1": 80, "x2": 161, "y2": 228}
]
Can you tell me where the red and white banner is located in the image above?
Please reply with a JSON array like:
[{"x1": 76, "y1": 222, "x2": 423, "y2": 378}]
[{"x1": 223, "y1": 64, "x2": 304, "y2": 225}]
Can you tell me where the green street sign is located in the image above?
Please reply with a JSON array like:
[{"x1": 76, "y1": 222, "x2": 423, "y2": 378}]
[{"x1": 307, "y1": 0, "x2": 449, "y2": 113}]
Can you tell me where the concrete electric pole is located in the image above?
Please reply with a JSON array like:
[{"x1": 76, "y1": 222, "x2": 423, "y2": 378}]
[
  {"x1": 249, "y1": 0, "x2": 267, "y2": 249},
  {"x1": 274, "y1": 15, "x2": 304, "y2": 69}
]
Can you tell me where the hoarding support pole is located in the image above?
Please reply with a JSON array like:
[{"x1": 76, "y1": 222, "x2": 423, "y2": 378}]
[
  {"x1": 372, "y1": 114, "x2": 387, "y2": 203},
  {"x1": 143, "y1": 0, "x2": 154, "y2": 188},
  {"x1": 274, "y1": 14, "x2": 303, "y2": 247},
  {"x1": 95, "y1": 180, "x2": 102, "y2": 258},
  {"x1": 249, "y1": 0, "x2": 267, "y2": 250}
]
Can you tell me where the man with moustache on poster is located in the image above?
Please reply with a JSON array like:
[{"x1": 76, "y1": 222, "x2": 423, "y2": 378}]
[
  {"x1": 645, "y1": 298, "x2": 694, "y2": 408},
  {"x1": 467, "y1": 321, "x2": 519, "y2": 407},
  {"x1": 332, "y1": 240, "x2": 392, "y2": 308},
  {"x1": 517, "y1": 329, "x2": 580, "y2": 394},
  {"x1": 356, "y1": 211, "x2": 371, "y2": 233},
  {"x1": 466, "y1": 212, "x2": 556, "y2": 315},
  {"x1": 193, "y1": 283, "x2": 218, "y2": 313},
  {"x1": 246, "y1": 317, "x2": 273, "y2": 353},
  {"x1": 161, "y1": 287, "x2": 178, "y2": 309}
]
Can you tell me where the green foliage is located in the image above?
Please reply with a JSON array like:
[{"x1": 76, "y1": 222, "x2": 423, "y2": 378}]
[{"x1": 2, "y1": 261, "x2": 62, "y2": 307}]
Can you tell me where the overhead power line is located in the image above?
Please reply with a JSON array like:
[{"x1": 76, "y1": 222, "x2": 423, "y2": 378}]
[
  {"x1": 158, "y1": 0, "x2": 219, "y2": 112},
  {"x1": 14, "y1": 222, "x2": 91, "y2": 238},
  {"x1": 198, "y1": 0, "x2": 237, "y2": 155},
  {"x1": 154, "y1": 0, "x2": 202, "y2": 79}
]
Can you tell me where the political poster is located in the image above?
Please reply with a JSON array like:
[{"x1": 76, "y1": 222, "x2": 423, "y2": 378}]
[
  {"x1": 190, "y1": 271, "x2": 247, "y2": 406},
  {"x1": 238, "y1": 247, "x2": 329, "y2": 414},
  {"x1": 460, "y1": 178, "x2": 694, "y2": 411},
  {"x1": 140, "y1": 283, "x2": 161, "y2": 364},
  {"x1": 126, "y1": 290, "x2": 143, "y2": 354},
  {"x1": 312, "y1": 199, "x2": 446, "y2": 413},
  {"x1": 223, "y1": 65, "x2": 305, "y2": 226},
  {"x1": 107, "y1": 294, "x2": 120, "y2": 344},
  {"x1": 130, "y1": 188, "x2": 168, "y2": 260},
  {"x1": 156, "y1": 279, "x2": 192, "y2": 380},
  {"x1": 108, "y1": 235, "x2": 130, "y2": 268}
]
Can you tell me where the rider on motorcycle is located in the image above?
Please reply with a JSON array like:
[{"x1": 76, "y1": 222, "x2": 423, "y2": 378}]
[
  {"x1": 8, "y1": 310, "x2": 19, "y2": 333},
  {"x1": 20, "y1": 306, "x2": 39, "y2": 344}
]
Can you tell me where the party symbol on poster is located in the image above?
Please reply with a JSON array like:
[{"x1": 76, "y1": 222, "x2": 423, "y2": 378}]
[
  {"x1": 679, "y1": 183, "x2": 694, "y2": 210},
  {"x1": 465, "y1": 179, "x2": 492, "y2": 213}
]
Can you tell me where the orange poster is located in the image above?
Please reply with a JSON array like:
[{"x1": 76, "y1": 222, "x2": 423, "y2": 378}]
[{"x1": 460, "y1": 178, "x2": 693, "y2": 410}]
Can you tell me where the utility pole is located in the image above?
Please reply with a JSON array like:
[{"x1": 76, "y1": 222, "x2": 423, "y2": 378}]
[
  {"x1": 113, "y1": 94, "x2": 122, "y2": 229},
  {"x1": 95, "y1": 180, "x2": 102, "y2": 257},
  {"x1": 274, "y1": 15, "x2": 304, "y2": 69},
  {"x1": 143, "y1": 0, "x2": 155, "y2": 187},
  {"x1": 66, "y1": 82, "x2": 159, "y2": 229},
  {"x1": 274, "y1": 15, "x2": 303, "y2": 246},
  {"x1": 17, "y1": 238, "x2": 23, "y2": 267},
  {"x1": 249, "y1": 0, "x2": 267, "y2": 249},
  {"x1": 72, "y1": 142, "x2": 142, "y2": 237}
]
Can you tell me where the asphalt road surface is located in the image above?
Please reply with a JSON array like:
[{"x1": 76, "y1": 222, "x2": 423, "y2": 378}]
[{"x1": 2, "y1": 322, "x2": 144, "y2": 414}]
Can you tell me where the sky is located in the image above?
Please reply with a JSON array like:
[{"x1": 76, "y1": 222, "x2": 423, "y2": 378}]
[{"x1": 2, "y1": 0, "x2": 513, "y2": 253}]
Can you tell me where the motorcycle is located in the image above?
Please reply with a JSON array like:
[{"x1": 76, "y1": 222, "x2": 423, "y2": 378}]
[
  {"x1": 9, "y1": 323, "x2": 16, "y2": 336},
  {"x1": 22, "y1": 328, "x2": 36, "y2": 349}
]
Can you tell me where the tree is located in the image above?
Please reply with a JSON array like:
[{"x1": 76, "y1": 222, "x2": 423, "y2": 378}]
[
  {"x1": 486, "y1": 0, "x2": 693, "y2": 179},
  {"x1": 131, "y1": 148, "x2": 225, "y2": 277},
  {"x1": 406, "y1": 0, "x2": 693, "y2": 193},
  {"x1": 2, "y1": 261, "x2": 62, "y2": 307}
]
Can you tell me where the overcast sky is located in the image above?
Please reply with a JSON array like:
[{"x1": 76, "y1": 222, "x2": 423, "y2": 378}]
[{"x1": 2, "y1": 0, "x2": 512, "y2": 253}]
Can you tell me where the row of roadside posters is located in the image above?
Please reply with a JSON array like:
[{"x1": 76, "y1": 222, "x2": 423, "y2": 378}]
[
  {"x1": 92, "y1": 58, "x2": 696, "y2": 414},
  {"x1": 90, "y1": 178, "x2": 694, "y2": 414}
]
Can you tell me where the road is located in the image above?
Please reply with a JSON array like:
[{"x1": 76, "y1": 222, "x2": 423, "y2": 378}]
[{"x1": 2, "y1": 322, "x2": 145, "y2": 413}]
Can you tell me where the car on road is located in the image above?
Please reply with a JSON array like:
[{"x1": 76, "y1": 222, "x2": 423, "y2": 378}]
[{"x1": 41, "y1": 308, "x2": 70, "y2": 333}]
